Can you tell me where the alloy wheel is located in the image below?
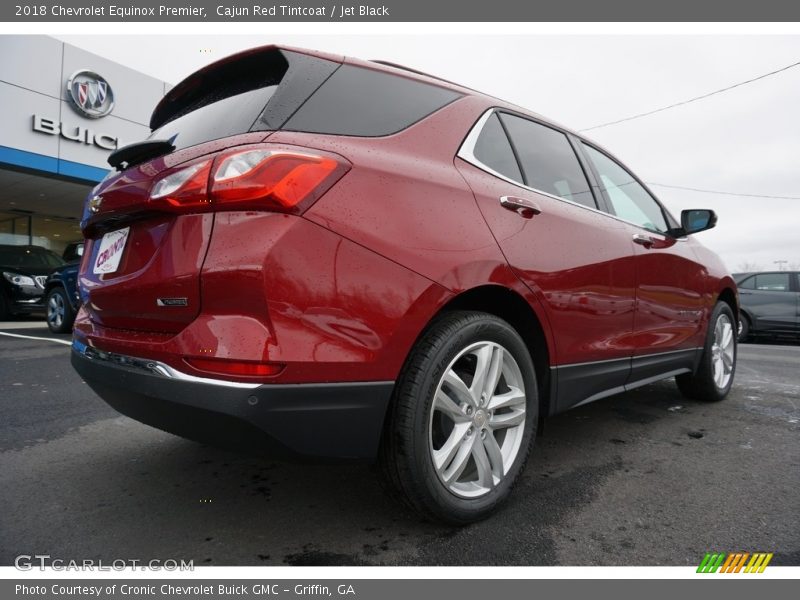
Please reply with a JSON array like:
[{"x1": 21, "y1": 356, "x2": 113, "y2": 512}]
[
  {"x1": 711, "y1": 313, "x2": 735, "y2": 389},
  {"x1": 47, "y1": 293, "x2": 65, "y2": 329},
  {"x1": 428, "y1": 341, "x2": 527, "y2": 498}
]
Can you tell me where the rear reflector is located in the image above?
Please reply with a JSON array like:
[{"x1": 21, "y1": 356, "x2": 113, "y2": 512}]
[
  {"x1": 148, "y1": 145, "x2": 348, "y2": 214},
  {"x1": 184, "y1": 357, "x2": 284, "y2": 378}
]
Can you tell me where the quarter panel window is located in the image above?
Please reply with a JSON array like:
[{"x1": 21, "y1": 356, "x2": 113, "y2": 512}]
[
  {"x1": 498, "y1": 114, "x2": 595, "y2": 208},
  {"x1": 472, "y1": 113, "x2": 523, "y2": 183},
  {"x1": 738, "y1": 276, "x2": 755, "y2": 290},
  {"x1": 283, "y1": 65, "x2": 461, "y2": 137},
  {"x1": 583, "y1": 144, "x2": 668, "y2": 233}
]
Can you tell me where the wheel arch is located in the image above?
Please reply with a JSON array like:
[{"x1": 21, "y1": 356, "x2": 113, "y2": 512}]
[
  {"x1": 717, "y1": 286, "x2": 739, "y2": 320},
  {"x1": 432, "y1": 284, "x2": 554, "y2": 417}
]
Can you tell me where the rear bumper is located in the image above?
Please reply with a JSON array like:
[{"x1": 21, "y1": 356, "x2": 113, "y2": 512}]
[{"x1": 71, "y1": 340, "x2": 394, "y2": 461}]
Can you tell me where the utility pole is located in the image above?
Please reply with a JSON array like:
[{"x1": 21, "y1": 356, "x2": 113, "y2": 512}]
[{"x1": 774, "y1": 260, "x2": 788, "y2": 271}]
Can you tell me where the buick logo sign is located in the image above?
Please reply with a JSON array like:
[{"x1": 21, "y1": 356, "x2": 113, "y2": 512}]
[{"x1": 67, "y1": 70, "x2": 115, "y2": 119}]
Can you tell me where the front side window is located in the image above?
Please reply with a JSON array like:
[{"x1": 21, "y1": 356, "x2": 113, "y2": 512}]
[
  {"x1": 583, "y1": 144, "x2": 668, "y2": 233},
  {"x1": 755, "y1": 273, "x2": 791, "y2": 292},
  {"x1": 498, "y1": 114, "x2": 596, "y2": 208}
]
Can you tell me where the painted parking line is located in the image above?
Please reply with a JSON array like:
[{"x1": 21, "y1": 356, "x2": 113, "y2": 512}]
[{"x1": 0, "y1": 331, "x2": 72, "y2": 346}]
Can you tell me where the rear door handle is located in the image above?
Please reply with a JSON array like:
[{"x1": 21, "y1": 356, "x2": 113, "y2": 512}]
[
  {"x1": 632, "y1": 233, "x2": 656, "y2": 248},
  {"x1": 500, "y1": 196, "x2": 541, "y2": 218}
]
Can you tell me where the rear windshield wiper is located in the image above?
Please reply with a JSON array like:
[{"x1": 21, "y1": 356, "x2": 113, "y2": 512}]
[{"x1": 108, "y1": 138, "x2": 176, "y2": 171}]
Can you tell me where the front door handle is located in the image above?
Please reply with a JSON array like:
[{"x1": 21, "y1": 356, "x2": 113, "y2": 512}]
[
  {"x1": 632, "y1": 233, "x2": 656, "y2": 248},
  {"x1": 500, "y1": 196, "x2": 541, "y2": 218}
]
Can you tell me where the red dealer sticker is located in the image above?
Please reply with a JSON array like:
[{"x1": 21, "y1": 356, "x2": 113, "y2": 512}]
[{"x1": 93, "y1": 227, "x2": 130, "y2": 275}]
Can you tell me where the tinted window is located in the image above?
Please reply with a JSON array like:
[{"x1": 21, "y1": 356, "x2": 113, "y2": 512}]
[
  {"x1": 149, "y1": 48, "x2": 294, "y2": 151},
  {"x1": 755, "y1": 273, "x2": 791, "y2": 291},
  {"x1": 738, "y1": 276, "x2": 755, "y2": 290},
  {"x1": 498, "y1": 114, "x2": 595, "y2": 208},
  {"x1": 284, "y1": 65, "x2": 461, "y2": 137},
  {"x1": 0, "y1": 247, "x2": 64, "y2": 269},
  {"x1": 472, "y1": 113, "x2": 522, "y2": 182},
  {"x1": 583, "y1": 144, "x2": 668, "y2": 233},
  {"x1": 150, "y1": 86, "x2": 278, "y2": 151}
]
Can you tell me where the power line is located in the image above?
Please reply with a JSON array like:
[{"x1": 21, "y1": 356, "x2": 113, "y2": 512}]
[
  {"x1": 579, "y1": 59, "x2": 800, "y2": 132},
  {"x1": 646, "y1": 182, "x2": 800, "y2": 200}
]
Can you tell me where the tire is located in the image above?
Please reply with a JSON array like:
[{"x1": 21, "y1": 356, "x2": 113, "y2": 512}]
[
  {"x1": 379, "y1": 311, "x2": 538, "y2": 525},
  {"x1": 46, "y1": 287, "x2": 76, "y2": 333},
  {"x1": 0, "y1": 292, "x2": 10, "y2": 321},
  {"x1": 737, "y1": 313, "x2": 750, "y2": 343},
  {"x1": 676, "y1": 302, "x2": 736, "y2": 402}
]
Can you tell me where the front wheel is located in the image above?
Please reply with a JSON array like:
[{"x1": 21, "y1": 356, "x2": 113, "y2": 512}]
[
  {"x1": 676, "y1": 302, "x2": 736, "y2": 402},
  {"x1": 379, "y1": 311, "x2": 538, "y2": 524},
  {"x1": 46, "y1": 287, "x2": 76, "y2": 333}
]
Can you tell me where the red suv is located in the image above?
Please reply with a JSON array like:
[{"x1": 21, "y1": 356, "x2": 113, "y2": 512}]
[{"x1": 72, "y1": 46, "x2": 738, "y2": 523}]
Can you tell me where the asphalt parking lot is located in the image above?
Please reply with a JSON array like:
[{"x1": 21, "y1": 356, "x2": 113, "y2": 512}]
[{"x1": 1, "y1": 321, "x2": 798, "y2": 567}]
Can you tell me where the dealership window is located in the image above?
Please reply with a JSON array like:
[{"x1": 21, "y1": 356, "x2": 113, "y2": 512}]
[
  {"x1": 0, "y1": 214, "x2": 31, "y2": 245},
  {"x1": 0, "y1": 212, "x2": 82, "y2": 257}
]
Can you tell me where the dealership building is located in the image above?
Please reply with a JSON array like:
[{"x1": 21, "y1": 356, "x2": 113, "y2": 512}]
[{"x1": 0, "y1": 35, "x2": 170, "y2": 254}]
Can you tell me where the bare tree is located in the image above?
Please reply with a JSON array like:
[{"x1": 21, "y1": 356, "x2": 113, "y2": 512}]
[{"x1": 736, "y1": 261, "x2": 762, "y2": 272}]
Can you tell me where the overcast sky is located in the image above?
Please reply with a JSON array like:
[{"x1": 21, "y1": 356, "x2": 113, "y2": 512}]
[{"x1": 56, "y1": 34, "x2": 800, "y2": 272}]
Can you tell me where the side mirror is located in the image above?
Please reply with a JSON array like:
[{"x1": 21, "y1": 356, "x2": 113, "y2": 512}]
[{"x1": 680, "y1": 209, "x2": 717, "y2": 235}]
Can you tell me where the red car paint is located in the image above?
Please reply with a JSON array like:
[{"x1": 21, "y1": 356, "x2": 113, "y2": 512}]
[{"x1": 73, "y1": 44, "x2": 736, "y2": 401}]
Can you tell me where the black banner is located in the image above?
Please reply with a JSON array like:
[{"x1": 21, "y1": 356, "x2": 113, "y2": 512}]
[{"x1": 3, "y1": 0, "x2": 800, "y2": 22}]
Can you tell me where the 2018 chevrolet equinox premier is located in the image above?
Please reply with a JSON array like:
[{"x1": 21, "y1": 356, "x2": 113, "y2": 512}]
[{"x1": 71, "y1": 45, "x2": 738, "y2": 523}]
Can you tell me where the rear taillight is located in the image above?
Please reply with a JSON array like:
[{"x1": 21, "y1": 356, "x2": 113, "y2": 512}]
[{"x1": 148, "y1": 145, "x2": 348, "y2": 214}]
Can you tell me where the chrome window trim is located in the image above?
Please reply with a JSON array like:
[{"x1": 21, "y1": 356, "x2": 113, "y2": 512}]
[
  {"x1": 72, "y1": 339, "x2": 261, "y2": 389},
  {"x1": 457, "y1": 108, "x2": 684, "y2": 240}
]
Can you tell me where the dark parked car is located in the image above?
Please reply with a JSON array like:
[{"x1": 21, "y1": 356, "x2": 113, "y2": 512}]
[
  {"x1": 71, "y1": 45, "x2": 739, "y2": 523},
  {"x1": 0, "y1": 244, "x2": 65, "y2": 320},
  {"x1": 44, "y1": 242, "x2": 84, "y2": 333},
  {"x1": 735, "y1": 271, "x2": 799, "y2": 341}
]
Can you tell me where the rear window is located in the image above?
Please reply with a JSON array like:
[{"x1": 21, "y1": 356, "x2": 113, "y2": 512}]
[
  {"x1": 150, "y1": 86, "x2": 279, "y2": 151},
  {"x1": 149, "y1": 50, "x2": 338, "y2": 152},
  {"x1": 145, "y1": 50, "x2": 461, "y2": 156},
  {"x1": 278, "y1": 65, "x2": 461, "y2": 137}
]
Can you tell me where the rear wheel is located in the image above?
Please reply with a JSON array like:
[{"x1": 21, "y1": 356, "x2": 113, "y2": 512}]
[
  {"x1": 737, "y1": 313, "x2": 750, "y2": 343},
  {"x1": 676, "y1": 302, "x2": 736, "y2": 402},
  {"x1": 46, "y1": 287, "x2": 76, "y2": 333},
  {"x1": 379, "y1": 311, "x2": 537, "y2": 524}
]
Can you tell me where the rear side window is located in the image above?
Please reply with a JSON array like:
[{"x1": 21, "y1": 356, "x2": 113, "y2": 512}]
[
  {"x1": 582, "y1": 144, "x2": 668, "y2": 233},
  {"x1": 472, "y1": 113, "x2": 523, "y2": 182},
  {"x1": 498, "y1": 113, "x2": 595, "y2": 208},
  {"x1": 283, "y1": 65, "x2": 461, "y2": 137},
  {"x1": 738, "y1": 276, "x2": 755, "y2": 289}
]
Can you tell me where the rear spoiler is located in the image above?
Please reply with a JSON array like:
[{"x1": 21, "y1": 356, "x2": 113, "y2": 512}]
[{"x1": 150, "y1": 45, "x2": 344, "y2": 131}]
